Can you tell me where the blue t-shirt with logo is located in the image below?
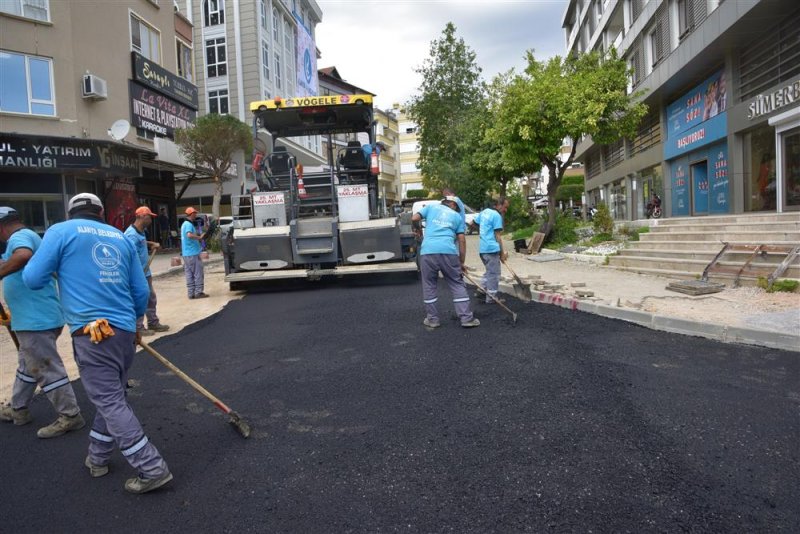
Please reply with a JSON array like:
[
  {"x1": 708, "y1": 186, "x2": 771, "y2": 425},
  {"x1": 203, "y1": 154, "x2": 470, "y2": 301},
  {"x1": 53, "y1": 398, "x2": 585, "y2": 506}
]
[
  {"x1": 419, "y1": 203, "x2": 465, "y2": 256},
  {"x1": 181, "y1": 220, "x2": 201, "y2": 257},
  {"x1": 2, "y1": 228, "x2": 64, "y2": 331},
  {"x1": 476, "y1": 208, "x2": 503, "y2": 254},
  {"x1": 124, "y1": 225, "x2": 151, "y2": 278},
  {"x1": 22, "y1": 218, "x2": 149, "y2": 334}
]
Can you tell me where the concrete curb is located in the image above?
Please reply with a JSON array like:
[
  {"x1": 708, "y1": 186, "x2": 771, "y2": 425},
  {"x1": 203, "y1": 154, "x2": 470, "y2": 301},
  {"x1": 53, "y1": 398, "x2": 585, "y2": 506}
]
[
  {"x1": 151, "y1": 258, "x2": 224, "y2": 280},
  {"x1": 496, "y1": 282, "x2": 800, "y2": 353}
]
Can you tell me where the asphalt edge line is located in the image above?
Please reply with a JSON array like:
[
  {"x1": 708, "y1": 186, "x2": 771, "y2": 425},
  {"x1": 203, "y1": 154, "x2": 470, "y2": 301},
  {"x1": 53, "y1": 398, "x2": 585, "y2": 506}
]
[{"x1": 496, "y1": 282, "x2": 800, "y2": 353}]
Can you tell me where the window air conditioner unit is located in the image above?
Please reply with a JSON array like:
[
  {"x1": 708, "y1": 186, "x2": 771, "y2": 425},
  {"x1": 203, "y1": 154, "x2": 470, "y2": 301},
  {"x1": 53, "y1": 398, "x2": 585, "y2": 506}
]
[{"x1": 82, "y1": 74, "x2": 108, "y2": 100}]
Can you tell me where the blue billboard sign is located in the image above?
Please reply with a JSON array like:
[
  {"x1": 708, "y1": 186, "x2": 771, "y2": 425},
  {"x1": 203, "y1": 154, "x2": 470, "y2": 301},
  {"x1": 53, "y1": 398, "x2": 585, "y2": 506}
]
[
  {"x1": 664, "y1": 111, "x2": 727, "y2": 160},
  {"x1": 665, "y1": 69, "x2": 728, "y2": 139}
]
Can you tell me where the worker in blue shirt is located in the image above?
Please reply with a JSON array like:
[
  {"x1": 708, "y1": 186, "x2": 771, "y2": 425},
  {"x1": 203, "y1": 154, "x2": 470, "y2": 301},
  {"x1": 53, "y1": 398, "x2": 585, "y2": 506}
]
[
  {"x1": 411, "y1": 197, "x2": 479, "y2": 329},
  {"x1": 442, "y1": 187, "x2": 466, "y2": 226},
  {"x1": 0, "y1": 207, "x2": 85, "y2": 438},
  {"x1": 471, "y1": 197, "x2": 509, "y2": 304},
  {"x1": 125, "y1": 206, "x2": 169, "y2": 336},
  {"x1": 181, "y1": 207, "x2": 208, "y2": 299},
  {"x1": 23, "y1": 193, "x2": 172, "y2": 495}
]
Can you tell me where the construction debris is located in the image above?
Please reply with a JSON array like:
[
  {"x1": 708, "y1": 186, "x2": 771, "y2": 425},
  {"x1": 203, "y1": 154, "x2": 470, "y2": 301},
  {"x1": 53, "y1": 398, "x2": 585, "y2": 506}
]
[{"x1": 666, "y1": 280, "x2": 725, "y2": 296}]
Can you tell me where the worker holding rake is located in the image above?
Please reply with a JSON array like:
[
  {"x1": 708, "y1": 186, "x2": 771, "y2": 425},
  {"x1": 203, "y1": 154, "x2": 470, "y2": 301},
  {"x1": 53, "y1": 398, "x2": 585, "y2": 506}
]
[
  {"x1": 471, "y1": 197, "x2": 509, "y2": 304},
  {"x1": 23, "y1": 193, "x2": 173, "y2": 495}
]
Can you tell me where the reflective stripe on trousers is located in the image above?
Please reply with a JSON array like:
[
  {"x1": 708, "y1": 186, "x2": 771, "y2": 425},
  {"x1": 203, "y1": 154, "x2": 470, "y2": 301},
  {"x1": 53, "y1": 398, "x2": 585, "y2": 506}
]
[{"x1": 73, "y1": 328, "x2": 168, "y2": 478}]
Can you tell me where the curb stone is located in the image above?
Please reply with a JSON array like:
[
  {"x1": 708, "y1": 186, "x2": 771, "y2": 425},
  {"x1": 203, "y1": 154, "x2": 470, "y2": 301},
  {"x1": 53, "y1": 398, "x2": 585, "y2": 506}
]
[{"x1": 493, "y1": 282, "x2": 800, "y2": 353}]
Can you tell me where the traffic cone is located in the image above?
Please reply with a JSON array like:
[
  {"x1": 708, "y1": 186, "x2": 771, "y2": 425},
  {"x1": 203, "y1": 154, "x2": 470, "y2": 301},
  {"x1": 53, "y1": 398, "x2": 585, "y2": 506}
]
[
  {"x1": 370, "y1": 147, "x2": 379, "y2": 175},
  {"x1": 296, "y1": 165, "x2": 308, "y2": 199}
]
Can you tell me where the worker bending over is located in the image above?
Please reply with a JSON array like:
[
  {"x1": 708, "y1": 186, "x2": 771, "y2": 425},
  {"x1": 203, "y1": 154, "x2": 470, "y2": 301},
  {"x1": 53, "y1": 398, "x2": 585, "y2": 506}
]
[{"x1": 412, "y1": 196, "x2": 479, "y2": 329}]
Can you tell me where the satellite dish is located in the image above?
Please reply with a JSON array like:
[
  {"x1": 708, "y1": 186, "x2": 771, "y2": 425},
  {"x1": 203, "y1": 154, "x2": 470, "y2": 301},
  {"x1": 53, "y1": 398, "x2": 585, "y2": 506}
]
[{"x1": 108, "y1": 119, "x2": 131, "y2": 141}]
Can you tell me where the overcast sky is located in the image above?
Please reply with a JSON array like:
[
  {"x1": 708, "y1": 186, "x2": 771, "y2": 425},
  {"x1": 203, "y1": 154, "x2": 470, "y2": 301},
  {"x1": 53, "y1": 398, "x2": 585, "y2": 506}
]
[{"x1": 315, "y1": 0, "x2": 570, "y2": 110}]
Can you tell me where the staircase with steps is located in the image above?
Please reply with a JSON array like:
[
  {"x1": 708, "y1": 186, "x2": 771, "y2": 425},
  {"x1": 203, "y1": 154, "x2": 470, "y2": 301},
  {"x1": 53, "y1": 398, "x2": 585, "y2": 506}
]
[{"x1": 607, "y1": 213, "x2": 800, "y2": 285}]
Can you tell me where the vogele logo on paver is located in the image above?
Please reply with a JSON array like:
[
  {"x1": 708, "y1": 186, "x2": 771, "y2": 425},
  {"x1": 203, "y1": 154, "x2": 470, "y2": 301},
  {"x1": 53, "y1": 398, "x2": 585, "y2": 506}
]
[{"x1": 92, "y1": 242, "x2": 122, "y2": 270}]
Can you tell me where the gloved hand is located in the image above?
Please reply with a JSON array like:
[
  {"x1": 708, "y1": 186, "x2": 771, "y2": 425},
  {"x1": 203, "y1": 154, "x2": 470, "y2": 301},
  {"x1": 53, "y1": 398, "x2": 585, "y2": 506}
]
[
  {"x1": 0, "y1": 309, "x2": 10, "y2": 327},
  {"x1": 83, "y1": 319, "x2": 115, "y2": 344}
]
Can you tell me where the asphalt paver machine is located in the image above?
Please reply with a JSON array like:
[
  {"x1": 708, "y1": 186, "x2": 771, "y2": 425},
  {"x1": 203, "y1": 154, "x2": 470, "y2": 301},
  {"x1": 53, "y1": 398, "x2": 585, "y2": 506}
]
[{"x1": 223, "y1": 94, "x2": 417, "y2": 289}]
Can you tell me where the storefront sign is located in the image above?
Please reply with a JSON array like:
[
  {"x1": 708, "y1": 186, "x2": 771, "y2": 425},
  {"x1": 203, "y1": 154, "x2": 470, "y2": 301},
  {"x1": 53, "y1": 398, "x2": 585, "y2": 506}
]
[
  {"x1": 710, "y1": 145, "x2": 729, "y2": 214},
  {"x1": 131, "y1": 52, "x2": 198, "y2": 110},
  {"x1": 129, "y1": 81, "x2": 196, "y2": 139},
  {"x1": 664, "y1": 112, "x2": 727, "y2": 160},
  {"x1": 666, "y1": 70, "x2": 728, "y2": 139},
  {"x1": 671, "y1": 158, "x2": 690, "y2": 217},
  {"x1": 0, "y1": 133, "x2": 142, "y2": 176},
  {"x1": 747, "y1": 80, "x2": 800, "y2": 120}
]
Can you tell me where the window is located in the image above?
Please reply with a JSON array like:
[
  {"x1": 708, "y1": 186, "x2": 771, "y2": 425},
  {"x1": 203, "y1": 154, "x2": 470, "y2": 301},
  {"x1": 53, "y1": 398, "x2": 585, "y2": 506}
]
[
  {"x1": 677, "y1": 0, "x2": 690, "y2": 36},
  {"x1": 260, "y1": 0, "x2": 267, "y2": 31},
  {"x1": 274, "y1": 52, "x2": 282, "y2": 89},
  {"x1": 272, "y1": 8, "x2": 279, "y2": 42},
  {"x1": 399, "y1": 142, "x2": 417, "y2": 153},
  {"x1": 400, "y1": 162, "x2": 418, "y2": 174},
  {"x1": 205, "y1": 37, "x2": 227, "y2": 78},
  {"x1": 130, "y1": 13, "x2": 161, "y2": 63},
  {"x1": 261, "y1": 40, "x2": 270, "y2": 81},
  {"x1": 0, "y1": 50, "x2": 55, "y2": 116},
  {"x1": 203, "y1": 0, "x2": 224, "y2": 26},
  {"x1": 0, "y1": 0, "x2": 49, "y2": 21},
  {"x1": 208, "y1": 89, "x2": 229, "y2": 114},
  {"x1": 176, "y1": 39, "x2": 193, "y2": 82}
]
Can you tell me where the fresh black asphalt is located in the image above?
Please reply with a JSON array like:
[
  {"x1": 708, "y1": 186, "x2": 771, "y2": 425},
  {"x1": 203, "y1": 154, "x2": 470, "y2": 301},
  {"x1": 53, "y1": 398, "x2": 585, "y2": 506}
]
[{"x1": 1, "y1": 274, "x2": 798, "y2": 532}]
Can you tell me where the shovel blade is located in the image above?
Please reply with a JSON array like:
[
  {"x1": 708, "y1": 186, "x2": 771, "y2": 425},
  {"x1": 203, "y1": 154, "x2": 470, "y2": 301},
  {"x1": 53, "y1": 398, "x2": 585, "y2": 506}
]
[{"x1": 513, "y1": 283, "x2": 532, "y2": 303}]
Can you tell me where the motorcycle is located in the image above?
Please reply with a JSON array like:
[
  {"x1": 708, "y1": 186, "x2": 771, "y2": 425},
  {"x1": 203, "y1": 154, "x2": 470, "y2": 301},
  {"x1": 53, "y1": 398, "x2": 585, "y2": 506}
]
[{"x1": 646, "y1": 196, "x2": 662, "y2": 219}]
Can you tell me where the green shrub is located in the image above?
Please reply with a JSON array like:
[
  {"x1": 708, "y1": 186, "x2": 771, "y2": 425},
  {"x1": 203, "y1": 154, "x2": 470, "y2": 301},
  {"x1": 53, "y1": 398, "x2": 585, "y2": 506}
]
[
  {"x1": 511, "y1": 226, "x2": 535, "y2": 240},
  {"x1": 592, "y1": 203, "x2": 614, "y2": 235},
  {"x1": 591, "y1": 232, "x2": 613, "y2": 244},
  {"x1": 757, "y1": 277, "x2": 799, "y2": 293},
  {"x1": 406, "y1": 189, "x2": 430, "y2": 199},
  {"x1": 504, "y1": 188, "x2": 536, "y2": 232},
  {"x1": 555, "y1": 184, "x2": 584, "y2": 203},
  {"x1": 543, "y1": 211, "x2": 580, "y2": 248},
  {"x1": 561, "y1": 174, "x2": 585, "y2": 186}
]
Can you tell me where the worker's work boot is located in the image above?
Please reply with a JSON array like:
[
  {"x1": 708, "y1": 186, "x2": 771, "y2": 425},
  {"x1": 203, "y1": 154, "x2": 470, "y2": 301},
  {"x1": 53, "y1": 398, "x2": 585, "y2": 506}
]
[
  {"x1": 422, "y1": 317, "x2": 441, "y2": 328},
  {"x1": 194, "y1": 292, "x2": 209, "y2": 299},
  {"x1": 148, "y1": 324, "x2": 170, "y2": 332},
  {"x1": 85, "y1": 456, "x2": 109, "y2": 478},
  {"x1": 124, "y1": 471, "x2": 173, "y2": 494},
  {"x1": 37, "y1": 412, "x2": 85, "y2": 438},
  {"x1": 138, "y1": 329, "x2": 155, "y2": 337},
  {"x1": 461, "y1": 318, "x2": 481, "y2": 328},
  {"x1": 0, "y1": 405, "x2": 32, "y2": 426}
]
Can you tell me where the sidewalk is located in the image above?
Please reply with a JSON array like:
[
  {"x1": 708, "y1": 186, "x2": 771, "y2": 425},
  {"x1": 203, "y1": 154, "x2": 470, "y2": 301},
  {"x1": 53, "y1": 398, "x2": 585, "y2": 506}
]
[{"x1": 462, "y1": 235, "x2": 800, "y2": 352}]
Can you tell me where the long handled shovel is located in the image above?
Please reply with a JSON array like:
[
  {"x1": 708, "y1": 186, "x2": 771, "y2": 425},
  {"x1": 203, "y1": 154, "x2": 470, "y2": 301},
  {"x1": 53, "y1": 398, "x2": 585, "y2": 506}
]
[
  {"x1": 145, "y1": 249, "x2": 157, "y2": 271},
  {"x1": 138, "y1": 340, "x2": 251, "y2": 439},
  {"x1": 463, "y1": 271, "x2": 518, "y2": 324},
  {"x1": 0, "y1": 301, "x2": 19, "y2": 349},
  {"x1": 502, "y1": 259, "x2": 532, "y2": 303}
]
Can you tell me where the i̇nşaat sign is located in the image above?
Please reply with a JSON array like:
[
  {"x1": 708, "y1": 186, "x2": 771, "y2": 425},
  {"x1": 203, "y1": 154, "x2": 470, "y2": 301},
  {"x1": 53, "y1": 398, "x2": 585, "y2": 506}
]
[{"x1": 131, "y1": 51, "x2": 199, "y2": 110}]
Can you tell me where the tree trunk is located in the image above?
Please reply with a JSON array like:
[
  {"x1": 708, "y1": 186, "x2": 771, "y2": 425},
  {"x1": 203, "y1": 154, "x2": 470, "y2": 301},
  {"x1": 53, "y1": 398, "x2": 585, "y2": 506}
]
[
  {"x1": 212, "y1": 176, "x2": 222, "y2": 221},
  {"x1": 499, "y1": 176, "x2": 508, "y2": 198}
]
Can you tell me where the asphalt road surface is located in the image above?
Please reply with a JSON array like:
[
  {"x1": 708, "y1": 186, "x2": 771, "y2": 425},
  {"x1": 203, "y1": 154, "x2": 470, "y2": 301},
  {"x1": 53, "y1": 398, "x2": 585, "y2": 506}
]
[{"x1": 1, "y1": 276, "x2": 798, "y2": 533}]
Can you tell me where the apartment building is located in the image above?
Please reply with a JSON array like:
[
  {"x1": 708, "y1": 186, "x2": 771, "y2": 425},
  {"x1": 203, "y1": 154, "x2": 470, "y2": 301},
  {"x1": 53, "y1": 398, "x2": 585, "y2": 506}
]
[
  {"x1": 395, "y1": 108, "x2": 423, "y2": 198},
  {"x1": 1, "y1": 0, "x2": 201, "y2": 233},
  {"x1": 174, "y1": 0, "x2": 324, "y2": 213},
  {"x1": 563, "y1": 0, "x2": 799, "y2": 220}
]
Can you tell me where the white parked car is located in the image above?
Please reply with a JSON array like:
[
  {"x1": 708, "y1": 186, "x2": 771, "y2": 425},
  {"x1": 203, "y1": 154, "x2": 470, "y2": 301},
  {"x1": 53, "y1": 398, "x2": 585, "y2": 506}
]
[{"x1": 411, "y1": 200, "x2": 478, "y2": 234}]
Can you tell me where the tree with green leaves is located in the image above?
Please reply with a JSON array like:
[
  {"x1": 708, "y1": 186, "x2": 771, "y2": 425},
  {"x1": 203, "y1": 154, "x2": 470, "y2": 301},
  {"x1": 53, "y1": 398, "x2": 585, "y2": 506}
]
[
  {"x1": 407, "y1": 22, "x2": 487, "y2": 204},
  {"x1": 493, "y1": 49, "x2": 647, "y2": 238},
  {"x1": 174, "y1": 114, "x2": 253, "y2": 220},
  {"x1": 474, "y1": 71, "x2": 539, "y2": 199}
]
